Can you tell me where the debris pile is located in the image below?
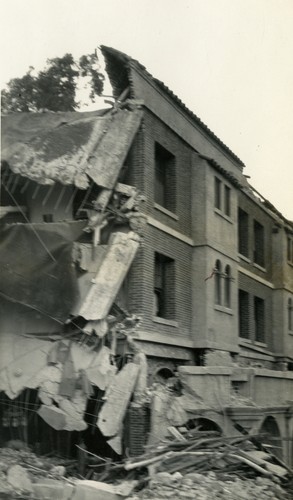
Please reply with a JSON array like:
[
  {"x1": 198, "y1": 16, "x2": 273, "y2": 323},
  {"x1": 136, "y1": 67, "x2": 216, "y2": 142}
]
[
  {"x1": 117, "y1": 428, "x2": 291, "y2": 500},
  {"x1": 129, "y1": 471, "x2": 289, "y2": 500},
  {"x1": 0, "y1": 428, "x2": 292, "y2": 499},
  {"x1": 0, "y1": 445, "x2": 72, "y2": 498}
]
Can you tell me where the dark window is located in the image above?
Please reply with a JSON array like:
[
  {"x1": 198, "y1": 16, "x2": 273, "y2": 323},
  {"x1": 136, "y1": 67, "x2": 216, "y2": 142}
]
[
  {"x1": 238, "y1": 208, "x2": 249, "y2": 257},
  {"x1": 287, "y1": 237, "x2": 293, "y2": 264},
  {"x1": 288, "y1": 298, "x2": 293, "y2": 331},
  {"x1": 154, "y1": 143, "x2": 176, "y2": 212},
  {"x1": 154, "y1": 252, "x2": 175, "y2": 319},
  {"x1": 43, "y1": 214, "x2": 54, "y2": 223},
  {"x1": 1, "y1": 164, "x2": 28, "y2": 223},
  {"x1": 253, "y1": 220, "x2": 265, "y2": 267},
  {"x1": 214, "y1": 177, "x2": 221, "y2": 210},
  {"x1": 215, "y1": 259, "x2": 222, "y2": 305},
  {"x1": 224, "y1": 265, "x2": 231, "y2": 308},
  {"x1": 224, "y1": 185, "x2": 231, "y2": 216},
  {"x1": 239, "y1": 289, "x2": 249, "y2": 339},
  {"x1": 254, "y1": 296, "x2": 265, "y2": 343}
]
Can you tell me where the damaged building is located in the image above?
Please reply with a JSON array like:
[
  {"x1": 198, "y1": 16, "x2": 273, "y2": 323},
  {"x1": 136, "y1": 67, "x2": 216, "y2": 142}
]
[{"x1": 0, "y1": 46, "x2": 293, "y2": 467}]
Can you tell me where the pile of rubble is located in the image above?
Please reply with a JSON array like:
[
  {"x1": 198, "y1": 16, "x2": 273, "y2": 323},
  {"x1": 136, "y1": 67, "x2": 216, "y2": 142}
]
[
  {"x1": 0, "y1": 442, "x2": 77, "y2": 498},
  {"x1": 0, "y1": 428, "x2": 292, "y2": 499},
  {"x1": 129, "y1": 471, "x2": 289, "y2": 500},
  {"x1": 123, "y1": 428, "x2": 293, "y2": 500}
]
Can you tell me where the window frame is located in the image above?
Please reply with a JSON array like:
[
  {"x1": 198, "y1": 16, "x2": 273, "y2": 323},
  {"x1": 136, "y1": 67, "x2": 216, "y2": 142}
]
[
  {"x1": 238, "y1": 289, "x2": 250, "y2": 339},
  {"x1": 154, "y1": 252, "x2": 176, "y2": 320},
  {"x1": 238, "y1": 208, "x2": 249, "y2": 258},
  {"x1": 154, "y1": 142, "x2": 176, "y2": 214},
  {"x1": 254, "y1": 295, "x2": 265, "y2": 343},
  {"x1": 288, "y1": 297, "x2": 293, "y2": 332},
  {"x1": 253, "y1": 219, "x2": 265, "y2": 268}
]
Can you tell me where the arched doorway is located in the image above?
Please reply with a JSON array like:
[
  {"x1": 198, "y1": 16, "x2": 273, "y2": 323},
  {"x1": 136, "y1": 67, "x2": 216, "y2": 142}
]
[
  {"x1": 185, "y1": 417, "x2": 223, "y2": 434},
  {"x1": 153, "y1": 367, "x2": 175, "y2": 384},
  {"x1": 259, "y1": 416, "x2": 283, "y2": 459}
]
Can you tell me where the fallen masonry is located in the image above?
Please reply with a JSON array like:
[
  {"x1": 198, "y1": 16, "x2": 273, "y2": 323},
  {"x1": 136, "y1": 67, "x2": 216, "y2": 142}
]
[{"x1": 0, "y1": 428, "x2": 292, "y2": 499}]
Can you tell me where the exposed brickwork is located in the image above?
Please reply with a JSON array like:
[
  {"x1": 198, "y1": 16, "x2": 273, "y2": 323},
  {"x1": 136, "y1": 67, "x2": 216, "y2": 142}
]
[
  {"x1": 128, "y1": 109, "x2": 193, "y2": 238},
  {"x1": 128, "y1": 224, "x2": 192, "y2": 339},
  {"x1": 124, "y1": 405, "x2": 149, "y2": 456}
]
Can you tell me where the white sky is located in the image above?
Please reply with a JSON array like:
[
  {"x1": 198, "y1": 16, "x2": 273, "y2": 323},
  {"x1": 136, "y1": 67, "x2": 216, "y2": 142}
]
[{"x1": 0, "y1": 0, "x2": 292, "y2": 219}]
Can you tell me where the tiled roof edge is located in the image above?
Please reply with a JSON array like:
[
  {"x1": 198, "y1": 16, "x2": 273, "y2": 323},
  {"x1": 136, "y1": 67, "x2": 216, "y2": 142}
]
[
  {"x1": 200, "y1": 153, "x2": 292, "y2": 228},
  {"x1": 101, "y1": 45, "x2": 245, "y2": 168}
]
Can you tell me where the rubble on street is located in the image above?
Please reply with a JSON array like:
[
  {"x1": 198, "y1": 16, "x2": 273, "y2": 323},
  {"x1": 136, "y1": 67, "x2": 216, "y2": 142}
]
[{"x1": 0, "y1": 426, "x2": 292, "y2": 499}]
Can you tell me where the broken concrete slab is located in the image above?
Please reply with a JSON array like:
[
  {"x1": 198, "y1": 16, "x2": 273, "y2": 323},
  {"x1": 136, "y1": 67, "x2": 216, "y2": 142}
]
[
  {"x1": 72, "y1": 480, "x2": 122, "y2": 500},
  {"x1": 78, "y1": 231, "x2": 140, "y2": 321},
  {"x1": 32, "y1": 479, "x2": 74, "y2": 500},
  {"x1": 98, "y1": 362, "x2": 140, "y2": 437},
  {"x1": 37, "y1": 405, "x2": 67, "y2": 431},
  {"x1": 7, "y1": 464, "x2": 33, "y2": 493}
]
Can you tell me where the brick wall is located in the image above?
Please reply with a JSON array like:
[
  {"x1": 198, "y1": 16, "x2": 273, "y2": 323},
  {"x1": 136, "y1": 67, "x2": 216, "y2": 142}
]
[
  {"x1": 127, "y1": 224, "x2": 193, "y2": 339},
  {"x1": 126, "y1": 109, "x2": 193, "y2": 238}
]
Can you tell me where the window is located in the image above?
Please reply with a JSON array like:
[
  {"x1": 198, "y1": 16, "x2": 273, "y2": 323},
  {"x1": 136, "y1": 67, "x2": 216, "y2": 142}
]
[
  {"x1": 253, "y1": 220, "x2": 265, "y2": 267},
  {"x1": 43, "y1": 214, "x2": 53, "y2": 223},
  {"x1": 154, "y1": 252, "x2": 175, "y2": 319},
  {"x1": 214, "y1": 177, "x2": 231, "y2": 217},
  {"x1": 214, "y1": 259, "x2": 222, "y2": 305},
  {"x1": 214, "y1": 178, "x2": 221, "y2": 210},
  {"x1": 224, "y1": 186, "x2": 231, "y2": 216},
  {"x1": 154, "y1": 143, "x2": 176, "y2": 213},
  {"x1": 288, "y1": 298, "x2": 293, "y2": 331},
  {"x1": 254, "y1": 296, "x2": 265, "y2": 343},
  {"x1": 224, "y1": 265, "x2": 231, "y2": 308},
  {"x1": 238, "y1": 208, "x2": 249, "y2": 257},
  {"x1": 287, "y1": 237, "x2": 293, "y2": 264},
  {"x1": 239, "y1": 290, "x2": 249, "y2": 339}
]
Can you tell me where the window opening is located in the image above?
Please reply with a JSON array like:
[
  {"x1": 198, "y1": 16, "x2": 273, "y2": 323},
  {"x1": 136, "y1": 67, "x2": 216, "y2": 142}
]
[
  {"x1": 238, "y1": 208, "x2": 249, "y2": 257},
  {"x1": 224, "y1": 185, "x2": 231, "y2": 216},
  {"x1": 43, "y1": 214, "x2": 54, "y2": 223},
  {"x1": 288, "y1": 298, "x2": 293, "y2": 331},
  {"x1": 214, "y1": 177, "x2": 221, "y2": 210},
  {"x1": 287, "y1": 237, "x2": 293, "y2": 264},
  {"x1": 239, "y1": 289, "x2": 249, "y2": 339},
  {"x1": 154, "y1": 252, "x2": 175, "y2": 319},
  {"x1": 154, "y1": 143, "x2": 176, "y2": 213},
  {"x1": 215, "y1": 259, "x2": 222, "y2": 305},
  {"x1": 253, "y1": 220, "x2": 265, "y2": 267},
  {"x1": 224, "y1": 265, "x2": 231, "y2": 308},
  {"x1": 254, "y1": 296, "x2": 265, "y2": 343}
]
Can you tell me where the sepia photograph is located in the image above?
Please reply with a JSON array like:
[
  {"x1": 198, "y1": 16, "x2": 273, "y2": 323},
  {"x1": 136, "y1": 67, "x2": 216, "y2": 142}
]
[{"x1": 0, "y1": 1, "x2": 293, "y2": 498}]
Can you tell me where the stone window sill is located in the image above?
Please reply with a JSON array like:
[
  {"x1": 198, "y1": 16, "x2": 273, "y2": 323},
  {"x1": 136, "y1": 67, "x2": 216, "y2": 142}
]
[
  {"x1": 214, "y1": 305, "x2": 233, "y2": 315},
  {"x1": 154, "y1": 203, "x2": 179, "y2": 220},
  {"x1": 152, "y1": 316, "x2": 178, "y2": 327},
  {"x1": 238, "y1": 253, "x2": 251, "y2": 264},
  {"x1": 253, "y1": 262, "x2": 266, "y2": 273},
  {"x1": 214, "y1": 208, "x2": 233, "y2": 224},
  {"x1": 255, "y1": 341, "x2": 267, "y2": 348}
]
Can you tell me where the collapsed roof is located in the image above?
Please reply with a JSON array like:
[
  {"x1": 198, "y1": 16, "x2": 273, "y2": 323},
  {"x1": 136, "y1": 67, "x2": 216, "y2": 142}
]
[{"x1": 1, "y1": 104, "x2": 143, "y2": 189}]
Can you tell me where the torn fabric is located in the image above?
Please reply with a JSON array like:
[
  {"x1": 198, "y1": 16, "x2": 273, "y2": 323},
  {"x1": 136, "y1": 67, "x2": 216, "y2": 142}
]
[{"x1": 0, "y1": 222, "x2": 85, "y2": 323}]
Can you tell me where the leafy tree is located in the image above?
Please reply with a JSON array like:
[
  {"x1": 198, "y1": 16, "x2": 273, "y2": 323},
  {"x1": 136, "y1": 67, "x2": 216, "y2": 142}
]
[{"x1": 1, "y1": 52, "x2": 105, "y2": 112}]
